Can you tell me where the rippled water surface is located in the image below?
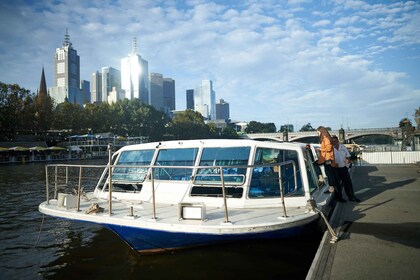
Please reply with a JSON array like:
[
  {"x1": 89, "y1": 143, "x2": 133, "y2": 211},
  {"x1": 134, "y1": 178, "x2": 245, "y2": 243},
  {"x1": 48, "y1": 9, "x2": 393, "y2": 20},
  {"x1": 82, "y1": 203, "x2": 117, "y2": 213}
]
[{"x1": 0, "y1": 160, "x2": 322, "y2": 280}]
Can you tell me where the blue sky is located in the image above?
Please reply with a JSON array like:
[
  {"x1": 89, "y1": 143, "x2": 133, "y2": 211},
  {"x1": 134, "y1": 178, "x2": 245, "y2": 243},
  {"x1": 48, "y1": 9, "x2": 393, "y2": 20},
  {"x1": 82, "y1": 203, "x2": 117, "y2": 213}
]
[{"x1": 0, "y1": 0, "x2": 419, "y2": 130}]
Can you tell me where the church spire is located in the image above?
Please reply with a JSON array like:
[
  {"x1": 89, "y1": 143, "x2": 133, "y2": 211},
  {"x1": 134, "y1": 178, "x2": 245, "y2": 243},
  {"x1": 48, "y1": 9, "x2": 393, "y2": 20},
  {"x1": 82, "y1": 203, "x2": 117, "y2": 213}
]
[{"x1": 38, "y1": 66, "x2": 47, "y2": 97}]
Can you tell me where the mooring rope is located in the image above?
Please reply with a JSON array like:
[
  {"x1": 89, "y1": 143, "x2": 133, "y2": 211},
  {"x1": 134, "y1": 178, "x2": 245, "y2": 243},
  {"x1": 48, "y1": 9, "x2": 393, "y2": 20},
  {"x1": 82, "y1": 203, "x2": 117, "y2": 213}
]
[
  {"x1": 34, "y1": 214, "x2": 45, "y2": 248},
  {"x1": 307, "y1": 199, "x2": 338, "y2": 243}
]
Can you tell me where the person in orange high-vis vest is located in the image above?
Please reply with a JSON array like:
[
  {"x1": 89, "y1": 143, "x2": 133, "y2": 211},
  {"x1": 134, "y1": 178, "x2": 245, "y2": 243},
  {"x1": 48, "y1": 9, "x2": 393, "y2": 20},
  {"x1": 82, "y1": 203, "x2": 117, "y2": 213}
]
[{"x1": 316, "y1": 126, "x2": 346, "y2": 202}]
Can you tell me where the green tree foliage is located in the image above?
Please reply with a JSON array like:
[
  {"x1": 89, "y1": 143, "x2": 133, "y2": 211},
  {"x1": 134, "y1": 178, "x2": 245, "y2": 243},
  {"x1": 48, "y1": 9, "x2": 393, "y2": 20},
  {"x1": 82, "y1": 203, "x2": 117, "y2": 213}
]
[
  {"x1": 34, "y1": 89, "x2": 54, "y2": 135},
  {"x1": 245, "y1": 121, "x2": 276, "y2": 133},
  {"x1": 51, "y1": 102, "x2": 85, "y2": 132},
  {"x1": 168, "y1": 109, "x2": 210, "y2": 140},
  {"x1": 0, "y1": 82, "x2": 34, "y2": 140},
  {"x1": 299, "y1": 123, "x2": 316, "y2": 131},
  {"x1": 399, "y1": 117, "x2": 413, "y2": 128},
  {"x1": 220, "y1": 126, "x2": 239, "y2": 139}
]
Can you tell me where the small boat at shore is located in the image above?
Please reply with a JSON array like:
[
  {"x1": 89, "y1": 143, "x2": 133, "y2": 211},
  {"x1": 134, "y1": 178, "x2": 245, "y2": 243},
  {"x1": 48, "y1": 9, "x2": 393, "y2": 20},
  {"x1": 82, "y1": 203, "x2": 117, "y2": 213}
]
[{"x1": 39, "y1": 139, "x2": 334, "y2": 254}]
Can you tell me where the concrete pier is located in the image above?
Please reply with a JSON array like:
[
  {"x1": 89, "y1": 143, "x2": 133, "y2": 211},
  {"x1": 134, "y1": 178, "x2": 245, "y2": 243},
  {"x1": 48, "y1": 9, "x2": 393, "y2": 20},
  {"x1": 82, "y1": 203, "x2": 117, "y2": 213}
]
[{"x1": 307, "y1": 164, "x2": 420, "y2": 279}]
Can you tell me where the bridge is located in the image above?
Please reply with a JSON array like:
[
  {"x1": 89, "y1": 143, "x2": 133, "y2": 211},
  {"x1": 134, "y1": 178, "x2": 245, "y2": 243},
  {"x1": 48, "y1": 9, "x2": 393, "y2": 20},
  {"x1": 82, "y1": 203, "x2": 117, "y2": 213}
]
[{"x1": 245, "y1": 127, "x2": 401, "y2": 143}]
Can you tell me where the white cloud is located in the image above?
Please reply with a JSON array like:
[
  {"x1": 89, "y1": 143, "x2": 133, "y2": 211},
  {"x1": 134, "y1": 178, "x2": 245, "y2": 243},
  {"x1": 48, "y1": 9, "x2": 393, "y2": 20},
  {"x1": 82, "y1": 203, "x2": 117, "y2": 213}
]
[{"x1": 0, "y1": 0, "x2": 419, "y2": 130}]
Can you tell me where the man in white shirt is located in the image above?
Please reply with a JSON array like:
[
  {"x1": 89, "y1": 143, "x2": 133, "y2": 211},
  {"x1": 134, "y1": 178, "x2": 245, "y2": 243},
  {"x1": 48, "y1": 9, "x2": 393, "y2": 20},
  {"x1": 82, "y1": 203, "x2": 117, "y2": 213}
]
[{"x1": 332, "y1": 136, "x2": 360, "y2": 202}]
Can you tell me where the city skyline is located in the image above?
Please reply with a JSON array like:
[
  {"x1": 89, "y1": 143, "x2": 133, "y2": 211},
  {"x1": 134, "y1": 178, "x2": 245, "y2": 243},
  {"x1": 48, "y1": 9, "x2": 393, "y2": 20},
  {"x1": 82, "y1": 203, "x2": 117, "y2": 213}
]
[{"x1": 0, "y1": 1, "x2": 419, "y2": 130}]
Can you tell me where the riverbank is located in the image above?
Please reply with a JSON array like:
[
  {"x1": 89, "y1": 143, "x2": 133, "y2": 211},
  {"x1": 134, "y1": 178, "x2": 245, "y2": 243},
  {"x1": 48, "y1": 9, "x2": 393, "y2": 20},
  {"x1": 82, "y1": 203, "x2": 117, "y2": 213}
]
[{"x1": 307, "y1": 164, "x2": 420, "y2": 279}]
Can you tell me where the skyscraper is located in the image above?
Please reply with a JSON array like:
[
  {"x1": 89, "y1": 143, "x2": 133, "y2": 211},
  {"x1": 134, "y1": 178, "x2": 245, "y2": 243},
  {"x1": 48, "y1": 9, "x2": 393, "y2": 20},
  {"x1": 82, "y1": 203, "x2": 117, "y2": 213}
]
[
  {"x1": 216, "y1": 98, "x2": 230, "y2": 121},
  {"x1": 121, "y1": 38, "x2": 149, "y2": 103},
  {"x1": 101, "y1": 66, "x2": 121, "y2": 102},
  {"x1": 194, "y1": 80, "x2": 216, "y2": 120},
  {"x1": 186, "y1": 89, "x2": 194, "y2": 110},
  {"x1": 150, "y1": 73, "x2": 164, "y2": 111},
  {"x1": 150, "y1": 74, "x2": 176, "y2": 114},
  {"x1": 80, "y1": 80, "x2": 91, "y2": 104},
  {"x1": 49, "y1": 29, "x2": 83, "y2": 105},
  {"x1": 163, "y1": 77, "x2": 175, "y2": 112},
  {"x1": 90, "y1": 71, "x2": 102, "y2": 103}
]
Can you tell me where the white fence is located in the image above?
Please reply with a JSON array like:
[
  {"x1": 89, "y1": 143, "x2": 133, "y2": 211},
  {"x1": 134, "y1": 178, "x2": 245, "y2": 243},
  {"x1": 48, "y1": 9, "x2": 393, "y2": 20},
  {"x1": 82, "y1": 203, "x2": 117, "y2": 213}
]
[{"x1": 360, "y1": 151, "x2": 420, "y2": 165}]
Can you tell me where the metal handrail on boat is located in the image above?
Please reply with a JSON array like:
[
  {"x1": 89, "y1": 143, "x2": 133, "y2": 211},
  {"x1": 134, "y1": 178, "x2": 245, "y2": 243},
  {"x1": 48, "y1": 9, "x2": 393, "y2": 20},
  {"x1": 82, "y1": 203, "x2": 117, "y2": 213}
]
[{"x1": 44, "y1": 160, "x2": 300, "y2": 223}]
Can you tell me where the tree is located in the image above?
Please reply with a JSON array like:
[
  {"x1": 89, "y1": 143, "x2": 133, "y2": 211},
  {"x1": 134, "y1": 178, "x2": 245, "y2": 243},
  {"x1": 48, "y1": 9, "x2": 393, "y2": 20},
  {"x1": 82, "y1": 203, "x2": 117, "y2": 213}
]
[
  {"x1": 245, "y1": 121, "x2": 276, "y2": 133},
  {"x1": 414, "y1": 107, "x2": 420, "y2": 130},
  {"x1": 220, "y1": 126, "x2": 239, "y2": 139},
  {"x1": 33, "y1": 90, "x2": 54, "y2": 136},
  {"x1": 52, "y1": 101, "x2": 84, "y2": 133},
  {"x1": 0, "y1": 82, "x2": 34, "y2": 140},
  {"x1": 168, "y1": 110, "x2": 209, "y2": 140},
  {"x1": 399, "y1": 117, "x2": 414, "y2": 151},
  {"x1": 299, "y1": 123, "x2": 316, "y2": 132}
]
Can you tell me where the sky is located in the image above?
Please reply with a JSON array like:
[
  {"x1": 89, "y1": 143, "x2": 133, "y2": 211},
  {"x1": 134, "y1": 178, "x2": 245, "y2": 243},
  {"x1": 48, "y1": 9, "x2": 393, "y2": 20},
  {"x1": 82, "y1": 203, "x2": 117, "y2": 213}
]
[{"x1": 0, "y1": 0, "x2": 419, "y2": 130}]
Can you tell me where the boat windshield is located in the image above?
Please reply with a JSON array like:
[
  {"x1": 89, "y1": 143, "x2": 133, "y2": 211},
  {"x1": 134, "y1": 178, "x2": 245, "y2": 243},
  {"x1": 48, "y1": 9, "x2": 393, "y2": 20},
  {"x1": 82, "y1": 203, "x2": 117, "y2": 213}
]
[
  {"x1": 249, "y1": 148, "x2": 304, "y2": 198},
  {"x1": 194, "y1": 146, "x2": 250, "y2": 185},
  {"x1": 154, "y1": 148, "x2": 199, "y2": 180},
  {"x1": 112, "y1": 149, "x2": 154, "y2": 182}
]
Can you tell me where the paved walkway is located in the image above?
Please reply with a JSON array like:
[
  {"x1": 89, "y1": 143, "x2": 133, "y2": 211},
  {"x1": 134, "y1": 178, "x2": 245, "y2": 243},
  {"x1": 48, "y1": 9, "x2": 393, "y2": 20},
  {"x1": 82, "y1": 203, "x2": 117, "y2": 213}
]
[{"x1": 307, "y1": 164, "x2": 420, "y2": 280}]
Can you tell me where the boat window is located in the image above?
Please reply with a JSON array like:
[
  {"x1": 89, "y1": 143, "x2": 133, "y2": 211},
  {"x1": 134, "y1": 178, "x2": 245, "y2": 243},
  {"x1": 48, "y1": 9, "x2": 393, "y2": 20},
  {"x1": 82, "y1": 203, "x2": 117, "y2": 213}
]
[
  {"x1": 303, "y1": 148, "x2": 319, "y2": 193},
  {"x1": 194, "y1": 146, "x2": 250, "y2": 185},
  {"x1": 249, "y1": 148, "x2": 303, "y2": 198},
  {"x1": 112, "y1": 149, "x2": 154, "y2": 182},
  {"x1": 154, "y1": 148, "x2": 198, "y2": 180}
]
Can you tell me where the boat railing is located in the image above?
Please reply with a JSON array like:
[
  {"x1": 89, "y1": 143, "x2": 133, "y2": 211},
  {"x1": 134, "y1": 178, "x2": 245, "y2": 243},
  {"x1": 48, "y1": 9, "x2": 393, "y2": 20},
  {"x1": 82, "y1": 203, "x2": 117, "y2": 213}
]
[{"x1": 44, "y1": 160, "x2": 298, "y2": 222}]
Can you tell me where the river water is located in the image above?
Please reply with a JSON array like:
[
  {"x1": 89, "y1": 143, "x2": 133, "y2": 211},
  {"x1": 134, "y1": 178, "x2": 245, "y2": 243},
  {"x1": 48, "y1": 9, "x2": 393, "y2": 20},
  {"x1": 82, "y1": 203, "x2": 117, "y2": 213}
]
[{"x1": 0, "y1": 160, "x2": 322, "y2": 280}]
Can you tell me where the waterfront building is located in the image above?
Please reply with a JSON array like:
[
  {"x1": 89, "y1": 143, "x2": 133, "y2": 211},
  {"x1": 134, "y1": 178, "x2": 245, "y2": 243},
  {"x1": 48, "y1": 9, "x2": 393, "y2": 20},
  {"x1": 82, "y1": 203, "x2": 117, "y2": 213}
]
[
  {"x1": 49, "y1": 29, "x2": 83, "y2": 105},
  {"x1": 121, "y1": 37, "x2": 149, "y2": 103},
  {"x1": 80, "y1": 80, "x2": 90, "y2": 104},
  {"x1": 163, "y1": 78, "x2": 175, "y2": 113},
  {"x1": 215, "y1": 98, "x2": 230, "y2": 121},
  {"x1": 186, "y1": 89, "x2": 194, "y2": 110},
  {"x1": 102, "y1": 67, "x2": 121, "y2": 103},
  {"x1": 194, "y1": 80, "x2": 216, "y2": 120},
  {"x1": 90, "y1": 71, "x2": 102, "y2": 103}
]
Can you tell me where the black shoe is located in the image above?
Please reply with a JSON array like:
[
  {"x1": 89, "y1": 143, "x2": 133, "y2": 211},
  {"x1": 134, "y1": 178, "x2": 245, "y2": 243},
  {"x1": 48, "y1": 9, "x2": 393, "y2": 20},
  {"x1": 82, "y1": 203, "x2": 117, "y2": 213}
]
[
  {"x1": 350, "y1": 197, "x2": 361, "y2": 203},
  {"x1": 324, "y1": 190, "x2": 330, "y2": 194},
  {"x1": 337, "y1": 198, "x2": 346, "y2": 203}
]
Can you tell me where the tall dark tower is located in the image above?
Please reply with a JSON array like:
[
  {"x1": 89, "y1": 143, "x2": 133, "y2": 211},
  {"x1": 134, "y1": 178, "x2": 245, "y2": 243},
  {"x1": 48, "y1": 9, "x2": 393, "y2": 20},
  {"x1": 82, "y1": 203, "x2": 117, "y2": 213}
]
[
  {"x1": 35, "y1": 67, "x2": 53, "y2": 133},
  {"x1": 38, "y1": 67, "x2": 47, "y2": 97}
]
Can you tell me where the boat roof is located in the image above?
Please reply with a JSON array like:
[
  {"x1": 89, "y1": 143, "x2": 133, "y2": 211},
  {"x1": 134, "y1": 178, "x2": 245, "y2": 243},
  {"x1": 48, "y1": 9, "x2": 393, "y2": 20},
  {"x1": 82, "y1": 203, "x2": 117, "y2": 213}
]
[{"x1": 116, "y1": 139, "x2": 309, "y2": 153}]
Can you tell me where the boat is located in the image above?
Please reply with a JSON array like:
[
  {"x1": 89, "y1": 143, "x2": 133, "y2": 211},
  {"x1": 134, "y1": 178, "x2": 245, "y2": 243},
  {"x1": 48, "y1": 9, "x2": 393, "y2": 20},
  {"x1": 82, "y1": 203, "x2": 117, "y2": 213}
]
[{"x1": 39, "y1": 139, "x2": 335, "y2": 254}]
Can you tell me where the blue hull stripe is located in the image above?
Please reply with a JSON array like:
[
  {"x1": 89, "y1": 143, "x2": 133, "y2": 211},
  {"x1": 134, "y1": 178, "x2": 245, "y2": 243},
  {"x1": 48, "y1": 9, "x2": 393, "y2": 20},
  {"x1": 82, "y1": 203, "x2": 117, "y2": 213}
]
[{"x1": 103, "y1": 222, "x2": 313, "y2": 254}]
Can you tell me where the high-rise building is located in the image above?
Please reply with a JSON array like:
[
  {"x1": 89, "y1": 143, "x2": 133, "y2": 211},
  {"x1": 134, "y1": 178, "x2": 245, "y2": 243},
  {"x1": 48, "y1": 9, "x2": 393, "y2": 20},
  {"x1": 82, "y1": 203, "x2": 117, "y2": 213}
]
[
  {"x1": 150, "y1": 73, "x2": 164, "y2": 111},
  {"x1": 80, "y1": 80, "x2": 91, "y2": 104},
  {"x1": 216, "y1": 98, "x2": 230, "y2": 121},
  {"x1": 163, "y1": 78, "x2": 175, "y2": 112},
  {"x1": 121, "y1": 37, "x2": 149, "y2": 103},
  {"x1": 186, "y1": 89, "x2": 194, "y2": 110},
  {"x1": 194, "y1": 80, "x2": 216, "y2": 120},
  {"x1": 108, "y1": 87, "x2": 125, "y2": 104},
  {"x1": 150, "y1": 73, "x2": 176, "y2": 114},
  {"x1": 102, "y1": 67, "x2": 121, "y2": 102},
  {"x1": 90, "y1": 71, "x2": 102, "y2": 103},
  {"x1": 49, "y1": 29, "x2": 83, "y2": 105}
]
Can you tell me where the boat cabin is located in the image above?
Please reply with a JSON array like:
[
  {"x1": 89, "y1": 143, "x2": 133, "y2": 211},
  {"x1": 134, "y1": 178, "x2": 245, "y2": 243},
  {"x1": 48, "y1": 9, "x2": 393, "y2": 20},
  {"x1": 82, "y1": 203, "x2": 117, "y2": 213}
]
[{"x1": 95, "y1": 139, "x2": 321, "y2": 208}]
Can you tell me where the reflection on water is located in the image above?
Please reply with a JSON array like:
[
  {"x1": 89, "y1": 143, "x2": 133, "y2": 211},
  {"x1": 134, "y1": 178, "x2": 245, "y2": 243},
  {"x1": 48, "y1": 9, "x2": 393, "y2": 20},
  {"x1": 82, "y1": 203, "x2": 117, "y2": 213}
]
[{"x1": 0, "y1": 160, "x2": 321, "y2": 280}]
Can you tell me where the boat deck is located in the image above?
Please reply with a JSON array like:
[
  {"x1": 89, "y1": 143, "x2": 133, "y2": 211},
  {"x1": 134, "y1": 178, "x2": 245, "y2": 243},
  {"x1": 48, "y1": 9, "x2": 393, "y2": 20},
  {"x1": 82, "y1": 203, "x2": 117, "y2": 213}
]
[
  {"x1": 307, "y1": 164, "x2": 420, "y2": 279},
  {"x1": 39, "y1": 192, "x2": 318, "y2": 234}
]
